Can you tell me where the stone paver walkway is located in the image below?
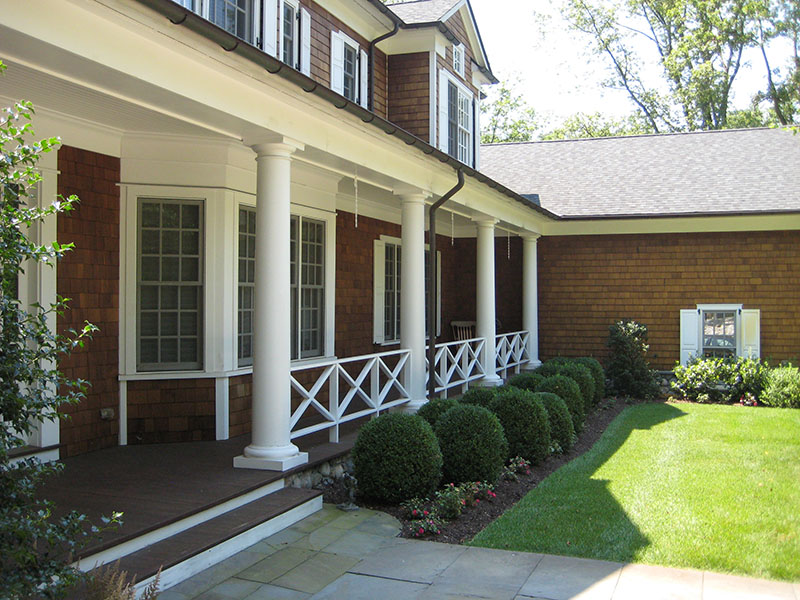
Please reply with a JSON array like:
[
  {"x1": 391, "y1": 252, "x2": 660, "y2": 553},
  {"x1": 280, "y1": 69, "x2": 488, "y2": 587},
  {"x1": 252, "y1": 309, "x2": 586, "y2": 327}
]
[{"x1": 158, "y1": 504, "x2": 800, "y2": 600}]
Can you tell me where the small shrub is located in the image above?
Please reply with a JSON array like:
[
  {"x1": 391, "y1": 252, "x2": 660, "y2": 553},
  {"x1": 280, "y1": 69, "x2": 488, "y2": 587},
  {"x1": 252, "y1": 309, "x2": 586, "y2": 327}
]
[
  {"x1": 501, "y1": 456, "x2": 532, "y2": 481},
  {"x1": 399, "y1": 497, "x2": 430, "y2": 520},
  {"x1": 672, "y1": 357, "x2": 769, "y2": 404},
  {"x1": 460, "y1": 481, "x2": 496, "y2": 505},
  {"x1": 435, "y1": 404, "x2": 508, "y2": 484},
  {"x1": 83, "y1": 563, "x2": 160, "y2": 600},
  {"x1": 352, "y1": 413, "x2": 442, "y2": 503},
  {"x1": 761, "y1": 365, "x2": 800, "y2": 408},
  {"x1": 554, "y1": 362, "x2": 595, "y2": 412},
  {"x1": 606, "y1": 320, "x2": 659, "y2": 398},
  {"x1": 536, "y1": 375, "x2": 585, "y2": 433},
  {"x1": 460, "y1": 386, "x2": 497, "y2": 409},
  {"x1": 574, "y1": 357, "x2": 606, "y2": 402},
  {"x1": 506, "y1": 371, "x2": 545, "y2": 392},
  {"x1": 408, "y1": 515, "x2": 444, "y2": 538},
  {"x1": 417, "y1": 397, "x2": 459, "y2": 428},
  {"x1": 490, "y1": 387, "x2": 551, "y2": 464},
  {"x1": 533, "y1": 392, "x2": 575, "y2": 453},
  {"x1": 434, "y1": 483, "x2": 464, "y2": 519}
]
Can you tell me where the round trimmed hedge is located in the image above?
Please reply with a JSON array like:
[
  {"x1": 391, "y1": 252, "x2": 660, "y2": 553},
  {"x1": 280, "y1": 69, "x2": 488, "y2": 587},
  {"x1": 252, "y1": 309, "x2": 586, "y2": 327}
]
[
  {"x1": 435, "y1": 404, "x2": 508, "y2": 484},
  {"x1": 416, "y1": 397, "x2": 460, "y2": 428},
  {"x1": 352, "y1": 413, "x2": 442, "y2": 503},
  {"x1": 574, "y1": 357, "x2": 605, "y2": 402},
  {"x1": 460, "y1": 386, "x2": 497, "y2": 409},
  {"x1": 506, "y1": 371, "x2": 545, "y2": 392},
  {"x1": 533, "y1": 392, "x2": 574, "y2": 453},
  {"x1": 490, "y1": 387, "x2": 551, "y2": 464},
  {"x1": 556, "y1": 362, "x2": 595, "y2": 412},
  {"x1": 536, "y1": 374, "x2": 584, "y2": 433}
]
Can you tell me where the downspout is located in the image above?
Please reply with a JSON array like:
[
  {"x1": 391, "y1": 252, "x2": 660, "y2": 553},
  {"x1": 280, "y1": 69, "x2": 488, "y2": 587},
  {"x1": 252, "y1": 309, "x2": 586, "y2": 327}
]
[
  {"x1": 427, "y1": 169, "x2": 465, "y2": 400},
  {"x1": 368, "y1": 21, "x2": 400, "y2": 112}
]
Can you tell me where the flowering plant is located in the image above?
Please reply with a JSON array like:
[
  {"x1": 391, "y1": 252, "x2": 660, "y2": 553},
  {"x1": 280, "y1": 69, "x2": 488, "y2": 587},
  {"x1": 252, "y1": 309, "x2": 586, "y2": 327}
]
[{"x1": 408, "y1": 515, "x2": 443, "y2": 538}]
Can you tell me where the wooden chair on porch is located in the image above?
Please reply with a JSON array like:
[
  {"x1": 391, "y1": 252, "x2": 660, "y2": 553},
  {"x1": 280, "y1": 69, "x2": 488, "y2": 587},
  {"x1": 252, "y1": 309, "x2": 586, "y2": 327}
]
[{"x1": 451, "y1": 320, "x2": 476, "y2": 341}]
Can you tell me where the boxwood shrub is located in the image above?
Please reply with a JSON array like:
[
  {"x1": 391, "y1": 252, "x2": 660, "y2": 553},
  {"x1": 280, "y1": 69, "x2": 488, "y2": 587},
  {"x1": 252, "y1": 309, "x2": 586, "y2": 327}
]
[
  {"x1": 554, "y1": 362, "x2": 595, "y2": 412},
  {"x1": 435, "y1": 404, "x2": 508, "y2": 484},
  {"x1": 416, "y1": 397, "x2": 460, "y2": 428},
  {"x1": 760, "y1": 365, "x2": 800, "y2": 408},
  {"x1": 506, "y1": 371, "x2": 545, "y2": 392},
  {"x1": 536, "y1": 374, "x2": 584, "y2": 433},
  {"x1": 352, "y1": 413, "x2": 442, "y2": 503},
  {"x1": 460, "y1": 386, "x2": 497, "y2": 409},
  {"x1": 533, "y1": 391, "x2": 575, "y2": 453},
  {"x1": 490, "y1": 387, "x2": 551, "y2": 464},
  {"x1": 574, "y1": 357, "x2": 605, "y2": 402}
]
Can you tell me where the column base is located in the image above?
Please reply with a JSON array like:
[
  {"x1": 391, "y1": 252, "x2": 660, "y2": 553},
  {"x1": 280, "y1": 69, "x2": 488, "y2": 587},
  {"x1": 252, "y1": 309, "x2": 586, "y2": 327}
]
[
  {"x1": 476, "y1": 374, "x2": 503, "y2": 388},
  {"x1": 234, "y1": 442, "x2": 308, "y2": 471},
  {"x1": 523, "y1": 359, "x2": 543, "y2": 371},
  {"x1": 402, "y1": 398, "x2": 429, "y2": 414}
]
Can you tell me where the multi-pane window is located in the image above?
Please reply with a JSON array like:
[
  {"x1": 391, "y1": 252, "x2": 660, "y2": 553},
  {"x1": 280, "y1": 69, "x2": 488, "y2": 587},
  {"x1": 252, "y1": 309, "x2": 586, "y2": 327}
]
[
  {"x1": 702, "y1": 311, "x2": 736, "y2": 358},
  {"x1": 138, "y1": 200, "x2": 203, "y2": 371},
  {"x1": 384, "y1": 244, "x2": 401, "y2": 342},
  {"x1": 238, "y1": 208, "x2": 256, "y2": 366},
  {"x1": 453, "y1": 44, "x2": 465, "y2": 77},
  {"x1": 282, "y1": 0, "x2": 297, "y2": 67},
  {"x1": 208, "y1": 0, "x2": 252, "y2": 43},
  {"x1": 445, "y1": 78, "x2": 473, "y2": 165},
  {"x1": 342, "y1": 42, "x2": 358, "y2": 102}
]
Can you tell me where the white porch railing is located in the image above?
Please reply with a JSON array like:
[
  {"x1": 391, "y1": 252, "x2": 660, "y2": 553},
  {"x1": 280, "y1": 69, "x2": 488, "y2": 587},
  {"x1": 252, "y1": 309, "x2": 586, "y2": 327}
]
[
  {"x1": 495, "y1": 330, "x2": 530, "y2": 379},
  {"x1": 427, "y1": 337, "x2": 486, "y2": 397},
  {"x1": 289, "y1": 349, "x2": 410, "y2": 442}
]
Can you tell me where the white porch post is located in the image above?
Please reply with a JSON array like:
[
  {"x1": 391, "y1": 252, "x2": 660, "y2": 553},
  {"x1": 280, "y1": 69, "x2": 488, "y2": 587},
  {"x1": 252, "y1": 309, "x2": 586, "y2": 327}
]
[
  {"x1": 398, "y1": 191, "x2": 428, "y2": 411},
  {"x1": 522, "y1": 234, "x2": 542, "y2": 369},
  {"x1": 475, "y1": 218, "x2": 502, "y2": 386},
  {"x1": 234, "y1": 139, "x2": 308, "y2": 471}
]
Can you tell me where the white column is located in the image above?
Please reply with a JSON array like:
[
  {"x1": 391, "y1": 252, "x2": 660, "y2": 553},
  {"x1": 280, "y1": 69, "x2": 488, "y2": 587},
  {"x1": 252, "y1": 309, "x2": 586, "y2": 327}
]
[
  {"x1": 235, "y1": 139, "x2": 308, "y2": 471},
  {"x1": 522, "y1": 234, "x2": 542, "y2": 369},
  {"x1": 475, "y1": 218, "x2": 502, "y2": 386},
  {"x1": 398, "y1": 192, "x2": 428, "y2": 411}
]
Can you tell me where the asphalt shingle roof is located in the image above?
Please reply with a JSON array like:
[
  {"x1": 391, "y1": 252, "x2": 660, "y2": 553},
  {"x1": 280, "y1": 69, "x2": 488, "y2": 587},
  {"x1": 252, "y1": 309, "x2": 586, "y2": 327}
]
[
  {"x1": 386, "y1": 0, "x2": 462, "y2": 23},
  {"x1": 480, "y1": 128, "x2": 800, "y2": 218}
]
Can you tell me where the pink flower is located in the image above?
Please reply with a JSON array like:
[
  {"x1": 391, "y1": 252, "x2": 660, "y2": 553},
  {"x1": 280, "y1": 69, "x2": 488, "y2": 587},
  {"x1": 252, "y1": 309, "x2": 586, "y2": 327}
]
[
  {"x1": 423, "y1": 510, "x2": 429, "y2": 516},
  {"x1": 419, "y1": 527, "x2": 424, "y2": 534},
  {"x1": 476, "y1": 499, "x2": 480, "y2": 503}
]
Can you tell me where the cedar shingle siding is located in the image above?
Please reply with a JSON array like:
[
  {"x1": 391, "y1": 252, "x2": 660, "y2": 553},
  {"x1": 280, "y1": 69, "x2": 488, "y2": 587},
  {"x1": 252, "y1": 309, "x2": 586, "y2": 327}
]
[{"x1": 387, "y1": 53, "x2": 430, "y2": 141}]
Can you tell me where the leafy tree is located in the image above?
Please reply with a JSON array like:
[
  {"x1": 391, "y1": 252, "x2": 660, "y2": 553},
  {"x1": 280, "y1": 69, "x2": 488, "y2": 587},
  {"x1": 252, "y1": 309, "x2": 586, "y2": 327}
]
[
  {"x1": 563, "y1": 0, "x2": 783, "y2": 132},
  {"x1": 542, "y1": 111, "x2": 654, "y2": 139},
  {"x1": 755, "y1": 0, "x2": 799, "y2": 124},
  {"x1": 0, "y1": 60, "x2": 117, "y2": 599},
  {"x1": 481, "y1": 78, "x2": 541, "y2": 143}
]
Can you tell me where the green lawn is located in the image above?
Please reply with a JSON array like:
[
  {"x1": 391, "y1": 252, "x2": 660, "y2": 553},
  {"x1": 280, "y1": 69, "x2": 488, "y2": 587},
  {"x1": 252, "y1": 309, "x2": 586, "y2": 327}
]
[{"x1": 470, "y1": 402, "x2": 800, "y2": 581}]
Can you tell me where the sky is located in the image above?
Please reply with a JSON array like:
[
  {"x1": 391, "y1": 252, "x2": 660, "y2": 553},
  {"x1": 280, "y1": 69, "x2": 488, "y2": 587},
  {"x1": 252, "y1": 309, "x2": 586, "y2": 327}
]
[{"x1": 468, "y1": 0, "x2": 787, "y2": 127}]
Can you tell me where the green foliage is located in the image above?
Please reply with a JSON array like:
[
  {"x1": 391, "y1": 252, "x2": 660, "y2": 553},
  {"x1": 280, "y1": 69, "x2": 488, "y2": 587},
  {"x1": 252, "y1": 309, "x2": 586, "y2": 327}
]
[
  {"x1": 434, "y1": 483, "x2": 464, "y2": 520},
  {"x1": 536, "y1": 374, "x2": 585, "y2": 433},
  {"x1": 760, "y1": 365, "x2": 800, "y2": 408},
  {"x1": 554, "y1": 363, "x2": 595, "y2": 412},
  {"x1": 501, "y1": 456, "x2": 532, "y2": 481},
  {"x1": 0, "y1": 62, "x2": 118, "y2": 600},
  {"x1": 435, "y1": 404, "x2": 508, "y2": 485},
  {"x1": 672, "y1": 357, "x2": 769, "y2": 404},
  {"x1": 352, "y1": 413, "x2": 442, "y2": 503},
  {"x1": 481, "y1": 78, "x2": 540, "y2": 144},
  {"x1": 533, "y1": 392, "x2": 575, "y2": 454},
  {"x1": 606, "y1": 320, "x2": 659, "y2": 399},
  {"x1": 573, "y1": 357, "x2": 606, "y2": 402},
  {"x1": 506, "y1": 371, "x2": 545, "y2": 392},
  {"x1": 416, "y1": 397, "x2": 459, "y2": 429},
  {"x1": 542, "y1": 111, "x2": 653, "y2": 139},
  {"x1": 460, "y1": 386, "x2": 497, "y2": 409},
  {"x1": 490, "y1": 387, "x2": 551, "y2": 464}
]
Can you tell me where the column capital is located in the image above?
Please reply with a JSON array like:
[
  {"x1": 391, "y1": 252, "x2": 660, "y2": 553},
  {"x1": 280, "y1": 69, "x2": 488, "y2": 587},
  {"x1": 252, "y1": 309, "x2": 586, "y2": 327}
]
[
  {"x1": 247, "y1": 134, "x2": 305, "y2": 158},
  {"x1": 472, "y1": 216, "x2": 499, "y2": 228},
  {"x1": 521, "y1": 232, "x2": 542, "y2": 242},
  {"x1": 393, "y1": 185, "x2": 432, "y2": 204}
]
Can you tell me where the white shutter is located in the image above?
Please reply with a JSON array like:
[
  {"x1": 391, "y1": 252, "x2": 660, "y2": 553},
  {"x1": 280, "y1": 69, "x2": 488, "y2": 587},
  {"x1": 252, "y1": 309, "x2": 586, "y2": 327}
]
[
  {"x1": 473, "y1": 96, "x2": 481, "y2": 169},
  {"x1": 466, "y1": 95, "x2": 474, "y2": 166},
  {"x1": 740, "y1": 309, "x2": 760, "y2": 358},
  {"x1": 263, "y1": 0, "x2": 278, "y2": 57},
  {"x1": 330, "y1": 31, "x2": 344, "y2": 95},
  {"x1": 679, "y1": 309, "x2": 700, "y2": 366},
  {"x1": 300, "y1": 7, "x2": 311, "y2": 76},
  {"x1": 359, "y1": 48, "x2": 369, "y2": 108},
  {"x1": 438, "y1": 70, "x2": 448, "y2": 152},
  {"x1": 373, "y1": 240, "x2": 386, "y2": 344}
]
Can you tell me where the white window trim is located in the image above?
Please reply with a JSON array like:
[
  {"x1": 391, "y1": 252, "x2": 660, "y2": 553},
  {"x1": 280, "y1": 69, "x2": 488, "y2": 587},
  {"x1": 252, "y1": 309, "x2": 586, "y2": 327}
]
[
  {"x1": 438, "y1": 68, "x2": 474, "y2": 166},
  {"x1": 373, "y1": 235, "x2": 441, "y2": 346},
  {"x1": 201, "y1": 0, "x2": 258, "y2": 45},
  {"x1": 279, "y1": 0, "x2": 300, "y2": 69},
  {"x1": 331, "y1": 30, "x2": 369, "y2": 108},
  {"x1": 679, "y1": 303, "x2": 761, "y2": 365},
  {"x1": 453, "y1": 43, "x2": 465, "y2": 78}
]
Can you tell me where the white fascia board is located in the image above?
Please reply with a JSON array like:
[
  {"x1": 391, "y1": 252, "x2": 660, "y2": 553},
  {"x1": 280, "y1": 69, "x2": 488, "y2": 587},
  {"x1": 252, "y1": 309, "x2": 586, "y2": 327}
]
[
  {"x1": 312, "y1": 0, "x2": 395, "y2": 39},
  {"x1": 378, "y1": 28, "x2": 438, "y2": 55},
  {"x1": 543, "y1": 213, "x2": 800, "y2": 236}
]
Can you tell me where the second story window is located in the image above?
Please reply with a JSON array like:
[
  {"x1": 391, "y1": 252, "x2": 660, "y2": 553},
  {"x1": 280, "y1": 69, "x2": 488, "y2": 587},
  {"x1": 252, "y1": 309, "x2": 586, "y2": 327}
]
[
  {"x1": 282, "y1": 0, "x2": 297, "y2": 66},
  {"x1": 208, "y1": 0, "x2": 253, "y2": 43},
  {"x1": 331, "y1": 31, "x2": 368, "y2": 108},
  {"x1": 453, "y1": 44, "x2": 465, "y2": 78},
  {"x1": 439, "y1": 70, "x2": 474, "y2": 166}
]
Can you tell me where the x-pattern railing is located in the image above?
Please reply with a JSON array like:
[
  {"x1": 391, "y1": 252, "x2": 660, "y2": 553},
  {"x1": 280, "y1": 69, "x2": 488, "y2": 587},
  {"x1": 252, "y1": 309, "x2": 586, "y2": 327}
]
[
  {"x1": 495, "y1": 330, "x2": 530, "y2": 378},
  {"x1": 427, "y1": 337, "x2": 485, "y2": 397},
  {"x1": 289, "y1": 349, "x2": 410, "y2": 442}
]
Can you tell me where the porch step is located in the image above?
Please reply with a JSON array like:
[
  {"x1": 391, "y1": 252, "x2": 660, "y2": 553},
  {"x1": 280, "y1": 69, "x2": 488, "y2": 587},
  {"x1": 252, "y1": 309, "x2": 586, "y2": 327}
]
[{"x1": 92, "y1": 487, "x2": 323, "y2": 593}]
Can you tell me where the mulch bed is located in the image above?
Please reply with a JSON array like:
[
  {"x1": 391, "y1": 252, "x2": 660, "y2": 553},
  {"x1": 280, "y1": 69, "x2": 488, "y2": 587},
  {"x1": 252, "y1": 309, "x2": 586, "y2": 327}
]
[{"x1": 318, "y1": 396, "x2": 642, "y2": 545}]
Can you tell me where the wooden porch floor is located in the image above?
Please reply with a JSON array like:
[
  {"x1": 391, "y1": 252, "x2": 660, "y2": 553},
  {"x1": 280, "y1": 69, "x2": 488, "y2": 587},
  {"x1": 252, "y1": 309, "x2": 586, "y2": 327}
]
[{"x1": 41, "y1": 429, "x2": 357, "y2": 561}]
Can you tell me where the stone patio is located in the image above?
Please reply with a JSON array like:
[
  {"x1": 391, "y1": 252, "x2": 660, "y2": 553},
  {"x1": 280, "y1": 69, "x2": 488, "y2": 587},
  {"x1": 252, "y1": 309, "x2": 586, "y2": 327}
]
[{"x1": 157, "y1": 504, "x2": 800, "y2": 600}]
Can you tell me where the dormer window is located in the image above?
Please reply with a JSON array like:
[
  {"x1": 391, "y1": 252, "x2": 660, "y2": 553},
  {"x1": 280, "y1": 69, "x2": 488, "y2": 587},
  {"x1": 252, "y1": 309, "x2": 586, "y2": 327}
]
[
  {"x1": 331, "y1": 31, "x2": 368, "y2": 108},
  {"x1": 453, "y1": 44, "x2": 465, "y2": 78}
]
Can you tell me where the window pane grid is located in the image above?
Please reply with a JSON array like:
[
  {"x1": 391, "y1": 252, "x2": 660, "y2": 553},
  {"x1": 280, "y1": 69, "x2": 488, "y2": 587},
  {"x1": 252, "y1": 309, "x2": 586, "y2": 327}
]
[
  {"x1": 138, "y1": 200, "x2": 203, "y2": 371},
  {"x1": 343, "y1": 44, "x2": 357, "y2": 101},
  {"x1": 237, "y1": 208, "x2": 256, "y2": 366},
  {"x1": 208, "y1": 0, "x2": 252, "y2": 42},
  {"x1": 702, "y1": 311, "x2": 736, "y2": 358},
  {"x1": 299, "y1": 219, "x2": 325, "y2": 357},
  {"x1": 282, "y1": 3, "x2": 296, "y2": 65}
]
